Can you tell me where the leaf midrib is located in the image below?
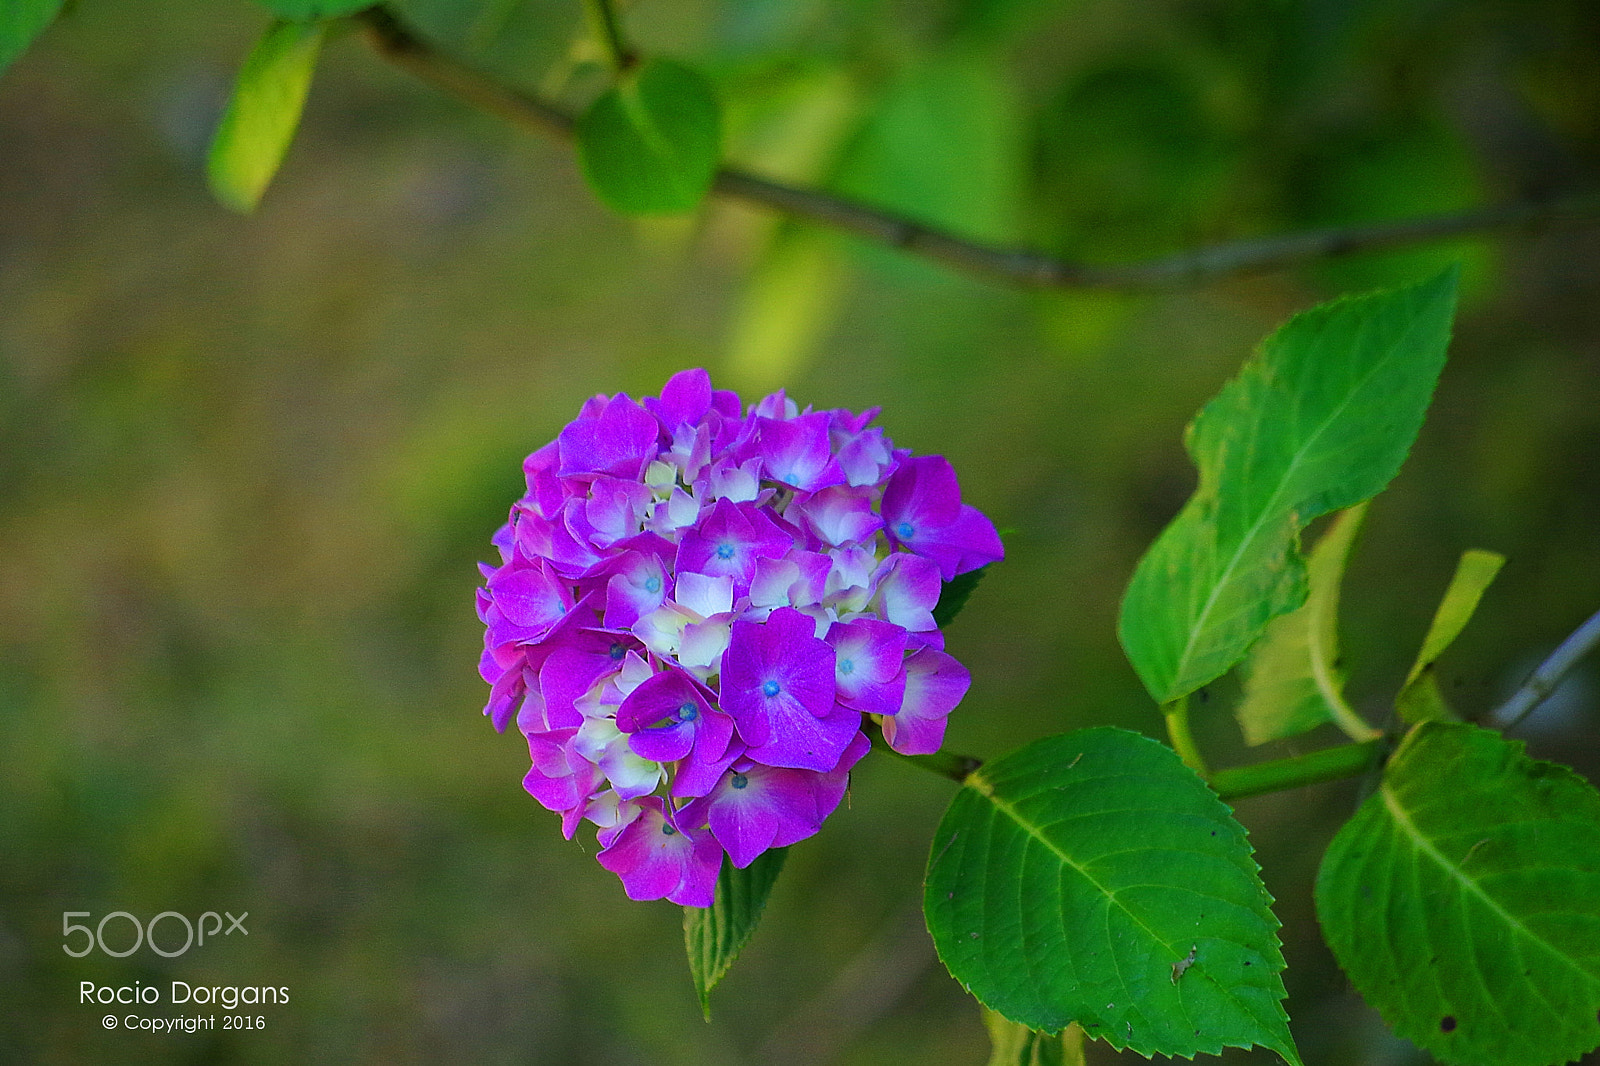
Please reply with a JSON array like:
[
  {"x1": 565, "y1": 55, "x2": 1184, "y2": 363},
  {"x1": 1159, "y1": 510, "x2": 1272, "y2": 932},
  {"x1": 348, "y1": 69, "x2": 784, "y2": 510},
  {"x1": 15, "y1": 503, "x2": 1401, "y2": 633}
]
[
  {"x1": 968, "y1": 772, "x2": 1289, "y2": 1048},
  {"x1": 1379, "y1": 783, "x2": 1598, "y2": 988}
]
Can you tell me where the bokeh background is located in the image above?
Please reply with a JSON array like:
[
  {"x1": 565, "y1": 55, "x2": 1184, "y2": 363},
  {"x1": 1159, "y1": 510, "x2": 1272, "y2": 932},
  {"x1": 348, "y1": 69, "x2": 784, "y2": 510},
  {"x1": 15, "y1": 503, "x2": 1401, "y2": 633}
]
[{"x1": 2, "y1": 0, "x2": 1598, "y2": 1062}]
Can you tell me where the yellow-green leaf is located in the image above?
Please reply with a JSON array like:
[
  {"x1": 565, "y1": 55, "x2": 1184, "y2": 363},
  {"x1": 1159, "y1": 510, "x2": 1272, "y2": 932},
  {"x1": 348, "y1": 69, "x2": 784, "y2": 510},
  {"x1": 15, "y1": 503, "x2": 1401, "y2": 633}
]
[
  {"x1": 1236, "y1": 504, "x2": 1376, "y2": 745},
  {"x1": 207, "y1": 21, "x2": 327, "y2": 214},
  {"x1": 1395, "y1": 548, "x2": 1505, "y2": 723}
]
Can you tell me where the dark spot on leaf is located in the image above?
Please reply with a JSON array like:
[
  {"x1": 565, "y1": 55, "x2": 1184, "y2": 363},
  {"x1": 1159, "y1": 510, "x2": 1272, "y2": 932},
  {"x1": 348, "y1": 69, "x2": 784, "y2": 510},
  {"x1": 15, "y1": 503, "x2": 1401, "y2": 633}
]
[
  {"x1": 1210, "y1": 830, "x2": 1217, "y2": 836},
  {"x1": 1440, "y1": 1016, "x2": 1457, "y2": 1033},
  {"x1": 1198, "y1": 688, "x2": 1210, "y2": 704},
  {"x1": 1243, "y1": 961, "x2": 1252, "y2": 967}
]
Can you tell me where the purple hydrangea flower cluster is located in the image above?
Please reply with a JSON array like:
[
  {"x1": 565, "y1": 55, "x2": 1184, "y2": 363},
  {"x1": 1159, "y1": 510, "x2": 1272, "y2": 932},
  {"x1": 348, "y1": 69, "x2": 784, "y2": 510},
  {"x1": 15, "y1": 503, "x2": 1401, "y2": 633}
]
[{"x1": 477, "y1": 369, "x2": 1002, "y2": 906}]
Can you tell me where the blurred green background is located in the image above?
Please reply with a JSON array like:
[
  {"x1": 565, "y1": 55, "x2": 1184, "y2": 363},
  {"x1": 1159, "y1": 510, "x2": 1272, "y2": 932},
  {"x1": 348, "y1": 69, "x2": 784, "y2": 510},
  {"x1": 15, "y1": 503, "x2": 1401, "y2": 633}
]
[{"x1": 2, "y1": 0, "x2": 1598, "y2": 1062}]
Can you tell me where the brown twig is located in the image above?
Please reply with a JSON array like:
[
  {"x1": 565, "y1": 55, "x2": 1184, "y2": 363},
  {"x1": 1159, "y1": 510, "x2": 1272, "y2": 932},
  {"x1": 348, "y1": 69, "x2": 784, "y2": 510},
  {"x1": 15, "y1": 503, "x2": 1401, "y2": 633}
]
[{"x1": 357, "y1": 6, "x2": 1600, "y2": 292}]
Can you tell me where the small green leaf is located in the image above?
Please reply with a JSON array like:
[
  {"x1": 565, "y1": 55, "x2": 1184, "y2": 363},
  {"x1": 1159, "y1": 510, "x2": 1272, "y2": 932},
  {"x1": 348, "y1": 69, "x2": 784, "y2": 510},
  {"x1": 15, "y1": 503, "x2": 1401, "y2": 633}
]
[
  {"x1": 577, "y1": 58, "x2": 721, "y2": 215},
  {"x1": 934, "y1": 565, "x2": 989, "y2": 629},
  {"x1": 1395, "y1": 548, "x2": 1505, "y2": 724},
  {"x1": 683, "y1": 846, "x2": 786, "y2": 1018},
  {"x1": 207, "y1": 21, "x2": 328, "y2": 213},
  {"x1": 0, "y1": 0, "x2": 63, "y2": 77},
  {"x1": 254, "y1": 0, "x2": 375, "y2": 19},
  {"x1": 1235, "y1": 503, "x2": 1374, "y2": 745},
  {"x1": 925, "y1": 728, "x2": 1300, "y2": 1064},
  {"x1": 1316, "y1": 722, "x2": 1600, "y2": 1066},
  {"x1": 982, "y1": 1008, "x2": 1086, "y2": 1066},
  {"x1": 1119, "y1": 270, "x2": 1459, "y2": 705}
]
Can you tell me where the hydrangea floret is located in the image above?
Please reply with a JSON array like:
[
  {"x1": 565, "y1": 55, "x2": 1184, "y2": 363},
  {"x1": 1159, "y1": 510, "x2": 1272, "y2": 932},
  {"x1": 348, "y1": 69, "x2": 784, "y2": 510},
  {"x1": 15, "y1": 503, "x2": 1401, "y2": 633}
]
[{"x1": 477, "y1": 370, "x2": 1002, "y2": 906}]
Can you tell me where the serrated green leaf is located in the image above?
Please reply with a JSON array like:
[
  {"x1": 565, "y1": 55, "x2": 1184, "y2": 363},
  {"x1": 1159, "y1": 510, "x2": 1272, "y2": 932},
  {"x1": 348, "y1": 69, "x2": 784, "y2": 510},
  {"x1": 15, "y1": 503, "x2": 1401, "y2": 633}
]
[
  {"x1": 683, "y1": 846, "x2": 786, "y2": 1018},
  {"x1": 933, "y1": 565, "x2": 988, "y2": 630},
  {"x1": 0, "y1": 0, "x2": 63, "y2": 77},
  {"x1": 925, "y1": 728, "x2": 1300, "y2": 1064},
  {"x1": 1316, "y1": 721, "x2": 1600, "y2": 1066},
  {"x1": 255, "y1": 0, "x2": 375, "y2": 20},
  {"x1": 207, "y1": 21, "x2": 327, "y2": 213},
  {"x1": 1395, "y1": 549, "x2": 1505, "y2": 724},
  {"x1": 1236, "y1": 503, "x2": 1374, "y2": 745},
  {"x1": 982, "y1": 1008, "x2": 1086, "y2": 1066},
  {"x1": 577, "y1": 58, "x2": 721, "y2": 215},
  {"x1": 1119, "y1": 270, "x2": 1459, "y2": 705}
]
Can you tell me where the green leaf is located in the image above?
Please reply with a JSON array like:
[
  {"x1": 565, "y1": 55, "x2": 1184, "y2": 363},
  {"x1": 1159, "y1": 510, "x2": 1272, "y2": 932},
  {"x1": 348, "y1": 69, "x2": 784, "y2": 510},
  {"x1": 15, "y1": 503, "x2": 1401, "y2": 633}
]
[
  {"x1": 1316, "y1": 722, "x2": 1600, "y2": 1066},
  {"x1": 1118, "y1": 270, "x2": 1459, "y2": 705},
  {"x1": 925, "y1": 728, "x2": 1300, "y2": 1064},
  {"x1": 577, "y1": 58, "x2": 721, "y2": 215},
  {"x1": 1235, "y1": 503, "x2": 1374, "y2": 745},
  {"x1": 1395, "y1": 549, "x2": 1505, "y2": 724},
  {"x1": 683, "y1": 846, "x2": 786, "y2": 1019},
  {"x1": 207, "y1": 21, "x2": 328, "y2": 213},
  {"x1": 255, "y1": 0, "x2": 376, "y2": 19},
  {"x1": 934, "y1": 565, "x2": 989, "y2": 630},
  {"x1": 0, "y1": 0, "x2": 63, "y2": 77},
  {"x1": 982, "y1": 1009, "x2": 1086, "y2": 1066}
]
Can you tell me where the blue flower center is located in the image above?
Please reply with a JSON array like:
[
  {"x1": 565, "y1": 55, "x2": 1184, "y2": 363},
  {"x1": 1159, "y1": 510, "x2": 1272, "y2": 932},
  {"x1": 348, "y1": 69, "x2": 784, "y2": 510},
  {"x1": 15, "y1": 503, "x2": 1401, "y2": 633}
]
[
  {"x1": 715, "y1": 542, "x2": 736, "y2": 560},
  {"x1": 761, "y1": 679, "x2": 781, "y2": 698},
  {"x1": 644, "y1": 575, "x2": 661, "y2": 593},
  {"x1": 678, "y1": 702, "x2": 698, "y2": 721},
  {"x1": 661, "y1": 823, "x2": 677, "y2": 836},
  {"x1": 895, "y1": 521, "x2": 915, "y2": 539},
  {"x1": 730, "y1": 773, "x2": 749, "y2": 790},
  {"x1": 609, "y1": 642, "x2": 627, "y2": 661},
  {"x1": 839, "y1": 658, "x2": 855, "y2": 676}
]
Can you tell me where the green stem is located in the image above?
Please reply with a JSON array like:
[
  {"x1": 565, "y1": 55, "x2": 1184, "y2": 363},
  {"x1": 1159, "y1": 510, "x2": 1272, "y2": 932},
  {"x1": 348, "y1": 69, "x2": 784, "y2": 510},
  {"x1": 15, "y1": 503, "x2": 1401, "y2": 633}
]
[
  {"x1": 1211, "y1": 738, "x2": 1387, "y2": 801},
  {"x1": 582, "y1": 0, "x2": 636, "y2": 73},
  {"x1": 864, "y1": 720, "x2": 981, "y2": 784},
  {"x1": 1162, "y1": 697, "x2": 1209, "y2": 776}
]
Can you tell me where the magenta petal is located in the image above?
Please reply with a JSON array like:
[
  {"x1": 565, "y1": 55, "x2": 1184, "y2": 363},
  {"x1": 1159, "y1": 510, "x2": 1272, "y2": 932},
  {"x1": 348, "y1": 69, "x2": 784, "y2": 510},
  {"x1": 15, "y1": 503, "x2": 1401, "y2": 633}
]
[
  {"x1": 870, "y1": 552, "x2": 942, "y2": 633},
  {"x1": 722, "y1": 608, "x2": 848, "y2": 770},
  {"x1": 882, "y1": 648, "x2": 971, "y2": 755},
  {"x1": 688, "y1": 764, "x2": 823, "y2": 868},
  {"x1": 584, "y1": 477, "x2": 653, "y2": 547},
  {"x1": 812, "y1": 730, "x2": 872, "y2": 818},
  {"x1": 903, "y1": 504, "x2": 1005, "y2": 580},
  {"x1": 826, "y1": 618, "x2": 908, "y2": 715},
  {"x1": 539, "y1": 631, "x2": 639, "y2": 727},
  {"x1": 596, "y1": 797, "x2": 723, "y2": 906},
  {"x1": 881, "y1": 455, "x2": 962, "y2": 545},
  {"x1": 603, "y1": 551, "x2": 669, "y2": 629},
  {"x1": 794, "y1": 485, "x2": 885, "y2": 548},
  {"x1": 487, "y1": 563, "x2": 571, "y2": 631},
  {"x1": 753, "y1": 413, "x2": 847, "y2": 492},
  {"x1": 745, "y1": 698, "x2": 862, "y2": 773},
  {"x1": 557, "y1": 394, "x2": 661, "y2": 480},
  {"x1": 646, "y1": 368, "x2": 714, "y2": 432},
  {"x1": 523, "y1": 728, "x2": 602, "y2": 834},
  {"x1": 675, "y1": 498, "x2": 794, "y2": 595},
  {"x1": 671, "y1": 731, "x2": 744, "y2": 799}
]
